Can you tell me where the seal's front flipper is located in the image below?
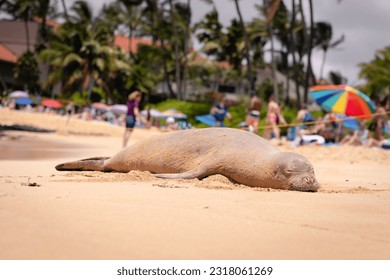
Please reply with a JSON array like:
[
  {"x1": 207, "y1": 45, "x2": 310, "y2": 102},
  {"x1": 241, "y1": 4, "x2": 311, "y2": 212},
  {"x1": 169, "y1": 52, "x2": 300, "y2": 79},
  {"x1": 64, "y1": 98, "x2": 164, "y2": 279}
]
[
  {"x1": 153, "y1": 167, "x2": 208, "y2": 180},
  {"x1": 55, "y1": 157, "x2": 109, "y2": 171}
]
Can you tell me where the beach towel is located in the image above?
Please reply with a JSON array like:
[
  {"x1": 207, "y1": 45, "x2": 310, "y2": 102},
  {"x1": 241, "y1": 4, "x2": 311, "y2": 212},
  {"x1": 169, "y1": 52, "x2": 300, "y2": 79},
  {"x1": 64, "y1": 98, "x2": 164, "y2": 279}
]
[{"x1": 195, "y1": 114, "x2": 217, "y2": 127}]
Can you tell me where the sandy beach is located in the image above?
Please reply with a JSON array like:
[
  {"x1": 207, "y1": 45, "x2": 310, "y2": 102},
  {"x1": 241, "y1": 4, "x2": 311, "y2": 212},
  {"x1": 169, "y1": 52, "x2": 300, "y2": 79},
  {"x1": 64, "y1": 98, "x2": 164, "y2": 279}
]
[{"x1": 1, "y1": 109, "x2": 390, "y2": 260}]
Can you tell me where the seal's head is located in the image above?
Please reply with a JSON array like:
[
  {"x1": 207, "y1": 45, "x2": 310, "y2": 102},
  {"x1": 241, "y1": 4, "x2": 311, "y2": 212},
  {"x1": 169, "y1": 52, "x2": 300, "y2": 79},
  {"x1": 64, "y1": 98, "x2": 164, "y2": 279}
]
[{"x1": 271, "y1": 152, "x2": 319, "y2": 192}]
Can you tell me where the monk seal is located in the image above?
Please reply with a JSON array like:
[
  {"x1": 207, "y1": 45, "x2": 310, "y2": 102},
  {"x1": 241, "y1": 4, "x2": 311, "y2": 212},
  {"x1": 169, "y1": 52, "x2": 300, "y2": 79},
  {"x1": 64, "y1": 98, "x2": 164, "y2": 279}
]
[{"x1": 55, "y1": 128, "x2": 319, "y2": 192}]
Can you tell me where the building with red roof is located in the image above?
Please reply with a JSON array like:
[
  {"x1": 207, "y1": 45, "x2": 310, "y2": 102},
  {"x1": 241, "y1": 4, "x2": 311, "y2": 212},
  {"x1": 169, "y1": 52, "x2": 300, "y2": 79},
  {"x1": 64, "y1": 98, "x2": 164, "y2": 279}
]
[
  {"x1": 0, "y1": 42, "x2": 17, "y2": 63},
  {"x1": 0, "y1": 42, "x2": 18, "y2": 89},
  {"x1": 114, "y1": 35, "x2": 155, "y2": 53},
  {"x1": 0, "y1": 18, "x2": 59, "y2": 92}
]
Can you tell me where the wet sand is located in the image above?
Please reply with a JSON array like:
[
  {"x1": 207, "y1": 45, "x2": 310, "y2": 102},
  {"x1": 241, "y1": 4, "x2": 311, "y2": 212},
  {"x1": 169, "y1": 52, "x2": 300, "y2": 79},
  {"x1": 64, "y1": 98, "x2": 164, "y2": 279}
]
[
  {"x1": 1, "y1": 109, "x2": 390, "y2": 260},
  {"x1": 0, "y1": 131, "x2": 88, "y2": 160}
]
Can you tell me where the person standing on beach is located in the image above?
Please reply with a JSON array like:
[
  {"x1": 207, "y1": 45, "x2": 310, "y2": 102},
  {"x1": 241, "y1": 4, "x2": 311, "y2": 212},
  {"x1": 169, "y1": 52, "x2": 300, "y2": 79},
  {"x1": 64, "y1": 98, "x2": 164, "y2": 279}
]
[
  {"x1": 66, "y1": 101, "x2": 75, "y2": 124},
  {"x1": 370, "y1": 98, "x2": 389, "y2": 141},
  {"x1": 123, "y1": 90, "x2": 142, "y2": 147},
  {"x1": 210, "y1": 97, "x2": 233, "y2": 127},
  {"x1": 263, "y1": 94, "x2": 286, "y2": 140},
  {"x1": 245, "y1": 92, "x2": 262, "y2": 134}
]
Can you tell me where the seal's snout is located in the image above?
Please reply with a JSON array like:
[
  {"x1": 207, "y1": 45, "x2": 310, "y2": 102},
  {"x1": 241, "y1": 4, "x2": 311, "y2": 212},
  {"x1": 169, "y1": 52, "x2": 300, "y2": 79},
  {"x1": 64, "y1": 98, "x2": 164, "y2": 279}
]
[
  {"x1": 289, "y1": 174, "x2": 320, "y2": 192},
  {"x1": 302, "y1": 176, "x2": 320, "y2": 192},
  {"x1": 304, "y1": 176, "x2": 318, "y2": 186},
  {"x1": 305, "y1": 177, "x2": 320, "y2": 192}
]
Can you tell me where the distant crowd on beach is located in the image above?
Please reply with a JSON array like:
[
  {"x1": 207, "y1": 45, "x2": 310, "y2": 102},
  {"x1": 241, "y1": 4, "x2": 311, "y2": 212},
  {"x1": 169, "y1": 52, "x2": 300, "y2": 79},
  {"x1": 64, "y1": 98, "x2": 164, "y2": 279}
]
[
  {"x1": 2, "y1": 91, "x2": 389, "y2": 149},
  {"x1": 1, "y1": 96, "x2": 191, "y2": 133},
  {"x1": 2, "y1": 99, "x2": 120, "y2": 124},
  {"x1": 208, "y1": 93, "x2": 390, "y2": 149}
]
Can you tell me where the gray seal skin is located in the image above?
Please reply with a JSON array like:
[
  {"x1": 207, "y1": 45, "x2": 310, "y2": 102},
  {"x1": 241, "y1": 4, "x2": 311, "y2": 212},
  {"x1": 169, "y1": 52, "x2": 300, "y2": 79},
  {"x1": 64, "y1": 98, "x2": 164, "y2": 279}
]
[{"x1": 56, "y1": 128, "x2": 319, "y2": 192}]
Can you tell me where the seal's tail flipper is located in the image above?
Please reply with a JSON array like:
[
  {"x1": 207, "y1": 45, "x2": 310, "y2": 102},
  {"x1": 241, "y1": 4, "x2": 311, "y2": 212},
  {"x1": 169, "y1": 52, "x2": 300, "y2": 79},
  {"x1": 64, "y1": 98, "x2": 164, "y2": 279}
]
[
  {"x1": 154, "y1": 166, "x2": 208, "y2": 180},
  {"x1": 55, "y1": 157, "x2": 109, "y2": 171}
]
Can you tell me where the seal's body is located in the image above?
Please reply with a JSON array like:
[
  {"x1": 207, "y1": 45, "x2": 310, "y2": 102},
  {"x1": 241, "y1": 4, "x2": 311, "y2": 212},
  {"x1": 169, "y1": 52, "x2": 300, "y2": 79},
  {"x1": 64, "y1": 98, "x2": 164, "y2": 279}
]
[{"x1": 56, "y1": 128, "x2": 319, "y2": 192}]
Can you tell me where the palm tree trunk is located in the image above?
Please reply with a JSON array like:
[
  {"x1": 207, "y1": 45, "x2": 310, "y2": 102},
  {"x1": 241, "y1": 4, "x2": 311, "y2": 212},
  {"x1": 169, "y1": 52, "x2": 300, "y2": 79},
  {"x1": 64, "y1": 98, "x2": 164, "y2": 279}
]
[
  {"x1": 87, "y1": 78, "x2": 95, "y2": 101},
  {"x1": 319, "y1": 50, "x2": 327, "y2": 81},
  {"x1": 263, "y1": 0, "x2": 279, "y2": 100},
  {"x1": 285, "y1": 51, "x2": 290, "y2": 106},
  {"x1": 298, "y1": 0, "x2": 308, "y2": 102},
  {"x1": 304, "y1": 0, "x2": 315, "y2": 103},
  {"x1": 97, "y1": 78, "x2": 113, "y2": 103},
  {"x1": 146, "y1": 0, "x2": 158, "y2": 45},
  {"x1": 159, "y1": 38, "x2": 175, "y2": 98},
  {"x1": 24, "y1": 19, "x2": 30, "y2": 51},
  {"x1": 269, "y1": 21, "x2": 279, "y2": 101},
  {"x1": 234, "y1": 0, "x2": 253, "y2": 93},
  {"x1": 61, "y1": 0, "x2": 69, "y2": 21},
  {"x1": 290, "y1": 0, "x2": 301, "y2": 108},
  {"x1": 156, "y1": 3, "x2": 175, "y2": 98},
  {"x1": 128, "y1": 24, "x2": 133, "y2": 58},
  {"x1": 169, "y1": 0, "x2": 182, "y2": 100},
  {"x1": 181, "y1": 0, "x2": 191, "y2": 100},
  {"x1": 37, "y1": 0, "x2": 50, "y2": 46}
]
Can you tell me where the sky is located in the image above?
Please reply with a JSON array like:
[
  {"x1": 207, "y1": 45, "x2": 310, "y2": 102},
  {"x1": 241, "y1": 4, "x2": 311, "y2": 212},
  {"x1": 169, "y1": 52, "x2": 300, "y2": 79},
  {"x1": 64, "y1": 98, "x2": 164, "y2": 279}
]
[{"x1": 68, "y1": 0, "x2": 390, "y2": 86}]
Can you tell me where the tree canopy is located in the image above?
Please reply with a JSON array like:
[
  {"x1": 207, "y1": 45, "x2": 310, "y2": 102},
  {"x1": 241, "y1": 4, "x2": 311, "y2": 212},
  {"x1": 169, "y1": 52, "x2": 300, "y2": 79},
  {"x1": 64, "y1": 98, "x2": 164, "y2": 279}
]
[{"x1": 6, "y1": 0, "x2": 386, "y2": 109}]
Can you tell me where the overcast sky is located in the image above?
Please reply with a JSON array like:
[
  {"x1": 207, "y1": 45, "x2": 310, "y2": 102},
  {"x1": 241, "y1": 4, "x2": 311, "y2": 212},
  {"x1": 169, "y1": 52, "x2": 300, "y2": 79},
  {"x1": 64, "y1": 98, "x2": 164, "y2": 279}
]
[{"x1": 71, "y1": 0, "x2": 390, "y2": 86}]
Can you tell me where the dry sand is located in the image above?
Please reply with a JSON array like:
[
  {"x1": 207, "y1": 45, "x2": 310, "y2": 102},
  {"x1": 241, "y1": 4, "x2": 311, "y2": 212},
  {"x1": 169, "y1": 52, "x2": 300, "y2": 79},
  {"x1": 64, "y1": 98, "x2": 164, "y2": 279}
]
[{"x1": 1, "y1": 109, "x2": 390, "y2": 260}]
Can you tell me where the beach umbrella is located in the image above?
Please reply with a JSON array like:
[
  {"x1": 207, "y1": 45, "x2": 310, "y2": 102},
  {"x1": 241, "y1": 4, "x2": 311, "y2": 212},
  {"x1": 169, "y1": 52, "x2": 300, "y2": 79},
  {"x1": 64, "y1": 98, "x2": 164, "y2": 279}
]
[
  {"x1": 15, "y1": 97, "x2": 34, "y2": 105},
  {"x1": 110, "y1": 104, "x2": 127, "y2": 115},
  {"x1": 9, "y1": 90, "x2": 28, "y2": 99},
  {"x1": 161, "y1": 108, "x2": 187, "y2": 119},
  {"x1": 42, "y1": 99, "x2": 62, "y2": 109},
  {"x1": 92, "y1": 102, "x2": 109, "y2": 110},
  {"x1": 140, "y1": 108, "x2": 165, "y2": 119},
  {"x1": 339, "y1": 115, "x2": 360, "y2": 131},
  {"x1": 310, "y1": 85, "x2": 376, "y2": 118}
]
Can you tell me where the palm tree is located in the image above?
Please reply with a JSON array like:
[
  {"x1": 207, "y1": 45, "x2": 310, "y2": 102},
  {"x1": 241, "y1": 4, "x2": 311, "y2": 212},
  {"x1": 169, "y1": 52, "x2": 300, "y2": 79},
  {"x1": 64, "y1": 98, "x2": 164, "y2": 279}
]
[
  {"x1": 14, "y1": 50, "x2": 40, "y2": 93},
  {"x1": 246, "y1": 15, "x2": 268, "y2": 70},
  {"x1": 39, "y1": 1, "x2": 120, "y2": 100},
  {"x1": 233, "y1": 0, "x2": 253, "y2": 92},
  {"x1": 263, "y1": 0, "x2": 292, "y2": 103},
  {"x1": 36, "y1": 0, "x2": 51, "y2": 47},
  {"x1": 180, "y1": 0, "x2": 192, "y2": 100},
  {"x1": 168, "y1": 0, "x2": 182, "y2": 99},
  {"x1": 1, "y1": 0, "x2": 57, "y2": 94},
  {"x1": 194, "y1": 8, "x2": 224, "y2": 58},
  {"x1": 287, "y1": 0, "x2": 301, "y2": 107},
  {"x1": 142, "y1": 0, "x2": 159, "y2": 44},
  {"x1": 359, "y1": 46, "x2": 390, "y2": 101},
  {"x1": 60, "y1": 0, "x2": 69, "y2": 21},
  {"x1": 263, "y1": 0, "x2": 280, "y2": 100},
  {"x1": 118, "y1": 0, "x2": 143, "y2": 56},
  {"x1": 126, "y1": 44, "x2": 162, "y2": 97},
  {"x1": 328, "y1": 71, "x2": 347, "y2": 85},
  {"x1": 2, "y1": 0, "x2": 35, "y2": 50},
  {"x1": 314, "y1": 21, "x2": 344, "y2": 80},
  {"x1": 299, "y1": 0, "x2": 314, "y2": 103}
]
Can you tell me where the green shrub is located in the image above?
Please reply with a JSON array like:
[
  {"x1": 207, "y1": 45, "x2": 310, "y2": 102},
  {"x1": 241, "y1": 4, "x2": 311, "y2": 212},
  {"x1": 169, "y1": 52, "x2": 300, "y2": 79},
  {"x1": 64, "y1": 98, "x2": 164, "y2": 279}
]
[{"x1": 148, "y1": 99, "x2": 210, "y2": 127}]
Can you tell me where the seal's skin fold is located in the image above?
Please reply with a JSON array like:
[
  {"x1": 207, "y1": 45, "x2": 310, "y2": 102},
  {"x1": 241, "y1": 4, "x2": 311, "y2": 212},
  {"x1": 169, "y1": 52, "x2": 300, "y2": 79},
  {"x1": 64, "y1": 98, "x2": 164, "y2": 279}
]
[{"x1": 56, "y1": 128, "x2": 319, "y2": 192}]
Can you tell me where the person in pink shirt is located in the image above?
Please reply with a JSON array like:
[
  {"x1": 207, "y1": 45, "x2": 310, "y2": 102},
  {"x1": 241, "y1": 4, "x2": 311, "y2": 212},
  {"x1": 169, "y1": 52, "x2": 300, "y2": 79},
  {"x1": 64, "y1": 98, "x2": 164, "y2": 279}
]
[{"x1": 123, "y1": 90, "x2": 142, "y2": 147}]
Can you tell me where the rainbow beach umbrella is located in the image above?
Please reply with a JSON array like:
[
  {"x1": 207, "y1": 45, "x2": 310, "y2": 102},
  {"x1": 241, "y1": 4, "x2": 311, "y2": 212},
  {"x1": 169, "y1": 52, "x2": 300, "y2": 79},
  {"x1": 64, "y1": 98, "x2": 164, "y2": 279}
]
[{"x1": 309, "y1": 85, "x2": 376, "y2": 118}]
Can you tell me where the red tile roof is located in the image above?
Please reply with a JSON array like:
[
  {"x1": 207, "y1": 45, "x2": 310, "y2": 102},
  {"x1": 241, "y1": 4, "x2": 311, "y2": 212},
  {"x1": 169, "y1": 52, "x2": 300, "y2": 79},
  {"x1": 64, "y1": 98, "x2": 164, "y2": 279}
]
[
  {"x1": 0, "y1": 42, "x2": 17, "y2": 63},
  {"x1": 32, "y1": 16, "x2": 60, "y2": 28},
  {"x1": 114, "y1": 35, "x2": 155, "y2": 53},
  {"x1": 190, "y1": 51, "x2": 231, "y2": 70}
]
